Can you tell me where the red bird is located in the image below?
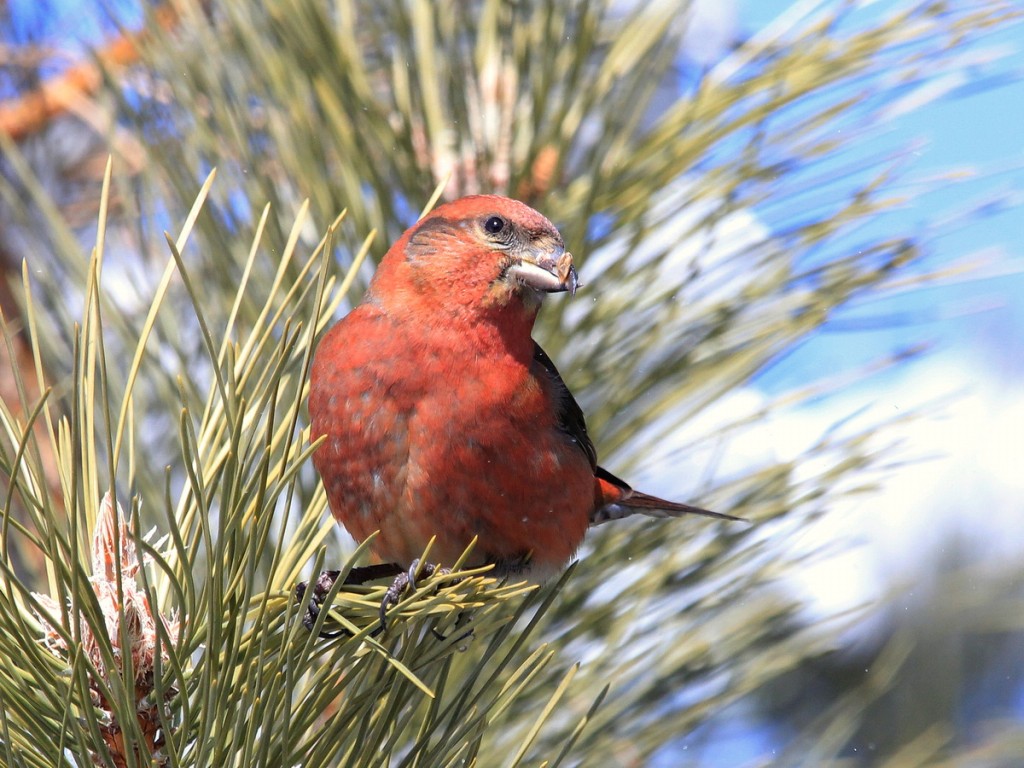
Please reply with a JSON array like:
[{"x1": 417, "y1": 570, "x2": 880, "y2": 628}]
[{"x1": 309, "y1": 195, "x2": 735, "y2": 588}]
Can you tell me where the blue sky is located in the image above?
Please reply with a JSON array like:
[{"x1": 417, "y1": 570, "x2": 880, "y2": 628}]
[
  {"x1": 736, "y1": 1, "x2": 1024, "y2": 393},
  {"x1": 714, "y1": 1, "x2": 1024, "y2": 612}
]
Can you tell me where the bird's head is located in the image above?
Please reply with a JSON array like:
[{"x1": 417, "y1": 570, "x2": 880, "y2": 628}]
[{"x1": 368, "y1": 195, "x2": 578, "y2": 320}]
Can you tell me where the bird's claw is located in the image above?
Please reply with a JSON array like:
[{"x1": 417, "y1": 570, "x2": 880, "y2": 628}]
[
  {"x1": 295, "y1": 569, "x2": 342, "y2": 635},
  {"x1": 296, "y1": 563, "x2": 404, "y2": 638},
  {"x1": 295, "y1": 562, "x2": 454, "y2": 637},
  {"x1": 378, "y1": 560, "x2": 452, "y2": 633}
]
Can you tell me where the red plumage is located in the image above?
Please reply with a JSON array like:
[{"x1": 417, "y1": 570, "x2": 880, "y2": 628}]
[{"x1": 309, "y1": 195, "x2": 735, "y2": 578}]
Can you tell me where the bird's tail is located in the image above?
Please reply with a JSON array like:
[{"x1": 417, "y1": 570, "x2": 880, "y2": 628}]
[{"x1": 590, "y1": 467, "x2": 741, "y2": 526}]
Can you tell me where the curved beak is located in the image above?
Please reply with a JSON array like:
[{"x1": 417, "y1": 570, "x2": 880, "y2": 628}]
[{"x1": 506, "y1": 248, "x2": 580, "y2": 296}]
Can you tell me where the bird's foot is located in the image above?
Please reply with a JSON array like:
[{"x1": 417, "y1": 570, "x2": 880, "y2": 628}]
[
  {"x1": 296, "y1": 569, "x2": 342, "y2": 635},
  {"x1": 378, "y1": 560, "x2": 452, "y2": 633},
  {"x1": 296, "y1": 563, "x2": 404, "y2": 637}
]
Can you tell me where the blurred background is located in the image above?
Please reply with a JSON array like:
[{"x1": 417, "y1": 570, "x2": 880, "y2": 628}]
[{"x1": 1, "y1": 0, "x2": 1022, "y2": 765}]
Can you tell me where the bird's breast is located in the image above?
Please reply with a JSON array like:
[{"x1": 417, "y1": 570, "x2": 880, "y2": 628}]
[{"x1": 309, "y1": 311, "x2": 591, "y2": 573}]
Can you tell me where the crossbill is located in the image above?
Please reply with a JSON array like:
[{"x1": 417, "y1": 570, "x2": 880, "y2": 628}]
[{"x1": 309, "y1": 195, "x2": 735, "y2": 585}]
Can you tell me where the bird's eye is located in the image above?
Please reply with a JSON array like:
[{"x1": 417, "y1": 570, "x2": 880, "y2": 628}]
[{"x1": 483, "y1": 216, "x2": 507, "y2": 235}]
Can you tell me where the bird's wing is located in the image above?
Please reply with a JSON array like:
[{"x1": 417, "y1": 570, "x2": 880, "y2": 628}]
[{"x1": 532, "y1": 341, "x2": 598, "y2": 471}]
